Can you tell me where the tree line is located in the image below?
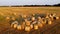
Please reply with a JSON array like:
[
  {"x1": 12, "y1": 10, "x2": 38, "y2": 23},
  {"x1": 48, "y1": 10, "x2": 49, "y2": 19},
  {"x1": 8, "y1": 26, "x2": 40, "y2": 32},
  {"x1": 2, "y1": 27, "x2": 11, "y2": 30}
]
[{"x1": 0, "y1": 3, "x2": 60, "y2": 7}]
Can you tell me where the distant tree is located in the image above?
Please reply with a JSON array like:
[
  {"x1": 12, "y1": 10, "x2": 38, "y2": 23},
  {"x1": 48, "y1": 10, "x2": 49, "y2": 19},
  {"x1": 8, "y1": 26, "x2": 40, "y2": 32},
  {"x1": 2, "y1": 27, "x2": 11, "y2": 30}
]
[{"x1": 53, "y1": 3, "x2": 60, "y2": 6}]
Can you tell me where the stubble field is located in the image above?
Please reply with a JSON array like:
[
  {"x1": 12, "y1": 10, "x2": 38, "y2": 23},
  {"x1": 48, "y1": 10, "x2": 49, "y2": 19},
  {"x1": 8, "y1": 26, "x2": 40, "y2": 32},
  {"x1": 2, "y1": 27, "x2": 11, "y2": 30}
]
[{"x1": 0, "y1": 7, "x2": 60, "y2": 34}]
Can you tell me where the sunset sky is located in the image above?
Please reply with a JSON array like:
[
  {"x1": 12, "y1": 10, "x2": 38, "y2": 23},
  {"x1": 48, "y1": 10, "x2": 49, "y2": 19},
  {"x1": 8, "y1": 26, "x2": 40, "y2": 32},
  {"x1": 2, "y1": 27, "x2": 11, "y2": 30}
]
[{"x1": 0, "y1": 0, "x2": 60, "y2": 6}]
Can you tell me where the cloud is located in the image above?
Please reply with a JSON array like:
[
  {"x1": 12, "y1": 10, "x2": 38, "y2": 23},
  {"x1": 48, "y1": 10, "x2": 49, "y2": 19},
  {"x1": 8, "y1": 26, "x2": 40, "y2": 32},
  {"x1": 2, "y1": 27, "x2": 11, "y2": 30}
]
[{"x1": 0, "y1": 0, "x2": 60, "y2": 5}]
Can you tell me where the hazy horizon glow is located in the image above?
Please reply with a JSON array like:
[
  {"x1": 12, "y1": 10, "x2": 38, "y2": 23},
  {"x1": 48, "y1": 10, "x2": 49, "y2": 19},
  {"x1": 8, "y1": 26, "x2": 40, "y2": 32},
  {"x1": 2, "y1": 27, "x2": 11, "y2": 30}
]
[{"x1": 0, "y1": 0, "x2": 60, "y2": 6}]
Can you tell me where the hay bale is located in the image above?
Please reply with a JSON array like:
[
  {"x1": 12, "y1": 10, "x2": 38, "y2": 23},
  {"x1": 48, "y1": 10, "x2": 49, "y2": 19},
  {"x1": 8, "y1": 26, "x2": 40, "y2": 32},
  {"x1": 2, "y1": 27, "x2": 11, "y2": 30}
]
[
  {"x1": 25, "y1": 26, "x2": 31, "y2": 32},
  {"x1": 48, "y1": 21, "x2": 52, "y2": 25},
  {"x1": 11, "y1": 21, "x2": 18, "y2": 27},
  {"x1": 56, "y1": 17, "x2": 59, "y2": 20},
  {"x1": 6, "y1": 16, "x2": 10, "y2": 20},
  {"x1": 34, "y1": 24, "x2": 38, "y2": 30},
  {"x1": 25, "y1": 21, "x2": 31, "y2": 26},
  {"x1": 13, "y1": 24, "x2": 18, "y2": 29},
  {"x1": 30, "y1": 24, "x2": 33, "y2": 29},
  {"x1": 17, "y1": 25, "x2": 22, "y2": 30},
  {"x1": 38, "y1": 23, "x2": 43, "y2": 28},
  {"x1": 31, "y1": 17, "x2": 35, "y2": 21}
]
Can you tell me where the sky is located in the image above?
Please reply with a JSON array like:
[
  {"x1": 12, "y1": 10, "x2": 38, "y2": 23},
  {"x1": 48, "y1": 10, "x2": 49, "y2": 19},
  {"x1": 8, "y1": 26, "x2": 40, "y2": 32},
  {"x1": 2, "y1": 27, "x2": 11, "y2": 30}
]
[{"x1": 0, "y1": 0, "x2": 60, "y2": 6}]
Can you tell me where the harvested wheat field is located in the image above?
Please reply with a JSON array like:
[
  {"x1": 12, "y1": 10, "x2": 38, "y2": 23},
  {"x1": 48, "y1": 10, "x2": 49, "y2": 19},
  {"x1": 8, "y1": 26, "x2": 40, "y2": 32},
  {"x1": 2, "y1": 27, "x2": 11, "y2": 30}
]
[{"x1": 0, "y1": 7, "x2": 60, "y2": 34}]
